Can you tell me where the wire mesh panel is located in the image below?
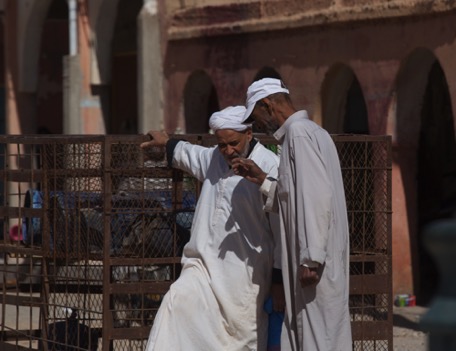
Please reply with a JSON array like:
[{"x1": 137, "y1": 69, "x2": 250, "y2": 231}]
[
  {"x1": 0, "y1": 135, "x2": 195, "y2": 351},
  {"x1": 335, "y1": 135, "x2": 393, "y2": 351},
  {"x1": 106, "y1": 136, "x2": 196, "y2": 346},
  {"x1": 0, "y1": 134, "x2": 391, "y2": 351}
]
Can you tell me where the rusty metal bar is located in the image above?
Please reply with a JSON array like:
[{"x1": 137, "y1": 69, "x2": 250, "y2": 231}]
[{"x1": 0, "y1": 134, "x2": 392, "y2": 351}]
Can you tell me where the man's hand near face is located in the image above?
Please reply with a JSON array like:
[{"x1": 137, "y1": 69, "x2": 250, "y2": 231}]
[{"x1": 231, "y1": 157, "x2": 267, "y2": 186}]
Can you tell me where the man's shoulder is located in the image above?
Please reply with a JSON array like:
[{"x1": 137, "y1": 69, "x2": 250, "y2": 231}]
[
  {"x1": 289, "y1": 114, "x2": 319, "y2": 130},
  {"x1": 287, "y1": 114, "x2": 330, "y2": 140}
]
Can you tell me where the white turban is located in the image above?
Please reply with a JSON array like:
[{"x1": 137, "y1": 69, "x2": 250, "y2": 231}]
[{"x1": 209, "y1": 106, "x2": 252, "y2": 132}]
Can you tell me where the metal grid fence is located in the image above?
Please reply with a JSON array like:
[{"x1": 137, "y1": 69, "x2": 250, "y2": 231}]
[{"x1": 0, "y1": 134, "x2": 392, "y2": 351}]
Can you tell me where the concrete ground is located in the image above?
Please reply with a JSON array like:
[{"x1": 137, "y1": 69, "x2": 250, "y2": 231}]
[
  {"x1": 1, "y1": 299, "x2": 430, "y2": 350},
  {"x1": 1, "y1": 254, "x2": 430, "y2": 350},
  {"x1": 393, "y1": 305, "x2": 429, "y2": 351}
]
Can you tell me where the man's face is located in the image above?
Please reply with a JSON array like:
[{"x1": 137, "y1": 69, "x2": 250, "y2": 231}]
[
  {"x1": 249, "y1": 102, "x2": 280, "y2": 135},
  {"x1": 215, "y1": 128, "x2": 252, "y2": 166}
]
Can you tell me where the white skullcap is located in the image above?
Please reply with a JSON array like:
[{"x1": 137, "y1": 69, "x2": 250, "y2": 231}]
[
  {"x1": 243, "y1": 78, "x2": 289, "y2": 123},
  {"x1": 209, "y1": 105, "x2": 252, "y2": 132}
]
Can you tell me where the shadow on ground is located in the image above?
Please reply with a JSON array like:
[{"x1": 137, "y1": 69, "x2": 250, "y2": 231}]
[{"x1": 393, "y1": 313, "x2": 423, "y2": 331}]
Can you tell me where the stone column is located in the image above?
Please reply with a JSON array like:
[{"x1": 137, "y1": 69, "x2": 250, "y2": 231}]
[
  {"x1": 138, "y1": 0, "x2": 164, "y2": 133},
  {"x1": 63, "y1": 55, "x2": 82, "y2": 134}
]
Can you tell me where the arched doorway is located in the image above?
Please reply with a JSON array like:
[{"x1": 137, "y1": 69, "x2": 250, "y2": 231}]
[
  {"x1": 321, "y1": 63, "x2": 369, "y2": 134},
  {"x1": 396, "y1": 49, "x2": 456, "y2": 304},
  {"x1": 320, "y1": 64, "x2": 376, "y2": 290},
  {"x1": 183, "y1": 71, "x2": 219, "y2": 133},
  {"x1": 36, "y1": 0, "x2": 68, "y2": 134},
  {"x1": 110, "y1": 0, "x2": 143, "y2": 134},
  {"x1": 252, "y1": 66, "x2": 282, "y2": 83},
  {"x1": 416, "y1": 60, "x2": 456, "y2": 304}
]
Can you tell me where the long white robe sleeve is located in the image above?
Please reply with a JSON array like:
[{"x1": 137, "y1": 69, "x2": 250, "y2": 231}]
[{"x1": 146, "y1": 140, "x2": 280, "y2": 351}]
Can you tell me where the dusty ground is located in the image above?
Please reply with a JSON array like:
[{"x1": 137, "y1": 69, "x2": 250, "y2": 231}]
[
  {"x1": 0, "y1": 298, "x2": 431, "y2": 351},
  {"x1": 393, "y1": 305, "x2": 429, "y2": 351},
  {"x1": 0, "y1": 254, "x2": 431, "y2": 350}
]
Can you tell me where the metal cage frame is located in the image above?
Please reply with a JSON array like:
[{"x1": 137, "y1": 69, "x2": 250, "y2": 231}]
[{"x1": 0, "y1": 134, "x2": 392, "y2": 351}]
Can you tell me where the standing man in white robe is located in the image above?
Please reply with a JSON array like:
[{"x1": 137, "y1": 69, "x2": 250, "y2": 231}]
[
  {"x1": 232, "y1": 78, "x2": 352, "y2": 351},
  {"x1": 140, "y1": 105, "x2": 283, "y2": 351}
]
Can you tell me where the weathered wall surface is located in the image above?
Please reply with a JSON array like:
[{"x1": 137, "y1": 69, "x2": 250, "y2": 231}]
[
  {"x1": 6, "y1": 0, "x2": 456, "y2": 298},
  {"x1": 161, "y1": 5, "x2": 456, "y2": 296},
  {"x1": 164, "y1": 0, "x2": 456, "y2": 39},
  {"x1": 163, "y1": 10, "x2": 456, "y2": 132}
]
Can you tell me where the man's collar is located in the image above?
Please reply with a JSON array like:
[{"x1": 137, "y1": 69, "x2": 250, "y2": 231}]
[
  {"x1": 247, "y1": 138, "x2": 258, "y2": 157},
  {"x1": 273, "y1": 110, "x2": 309, "y2": 143}
]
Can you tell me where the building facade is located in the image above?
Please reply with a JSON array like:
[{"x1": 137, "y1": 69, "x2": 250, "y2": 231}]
[{"x1": 2, "y1": 0, "x2": 456, "y2": 304}]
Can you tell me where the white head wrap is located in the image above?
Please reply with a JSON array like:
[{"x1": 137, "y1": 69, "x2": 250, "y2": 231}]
[
  {"x1": 243, "y1": 78, "x2": 289, "y2": 122},
  {"x1": 209, "y1": 106, "x2": 252, "y2": 132}
]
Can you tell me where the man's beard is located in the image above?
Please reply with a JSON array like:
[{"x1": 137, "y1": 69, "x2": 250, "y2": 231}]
[
  {"x1": 226, "y1": 140, "x2": 250, "y2": 165},
  {"x1": 239, "y1": 141, "x2": 250, "y2": 158}
]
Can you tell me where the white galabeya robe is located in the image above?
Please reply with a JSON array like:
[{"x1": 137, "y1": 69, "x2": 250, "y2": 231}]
[
  {"x1": 269, "y1": 111, "x2": 352, "y2": 351},
  {"x1": 146, "y1": 140, "x2": 280, "y2": 351}
]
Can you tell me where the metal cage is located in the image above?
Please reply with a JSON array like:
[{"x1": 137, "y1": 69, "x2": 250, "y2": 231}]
[{"x1": 0, "y1": 134, "x2": 392, "y2": 351}]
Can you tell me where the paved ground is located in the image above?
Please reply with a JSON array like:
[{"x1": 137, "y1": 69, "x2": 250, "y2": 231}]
[
  {"x1": 1, "y1": 254, "x2": 430, "y2": 350},
  {"x1": 393, "y1": 305, "x2": 429, "y2": 351},
  {"x1": 1, "y1": 298, "x2": 430, "y2": 350}
]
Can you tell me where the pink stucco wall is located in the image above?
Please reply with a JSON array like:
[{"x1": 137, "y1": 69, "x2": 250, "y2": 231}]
[
  {"x1": 7, "y1": 0, "x2": 456, "y2": 299},
  {"x1": 163, "y1": 10, "x2": 456, "y2": 296}
]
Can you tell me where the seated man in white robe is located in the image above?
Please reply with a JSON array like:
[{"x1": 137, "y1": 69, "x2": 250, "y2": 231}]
[{"x1": 140, "y1": 106, "x2": 283, "y2": 351}]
